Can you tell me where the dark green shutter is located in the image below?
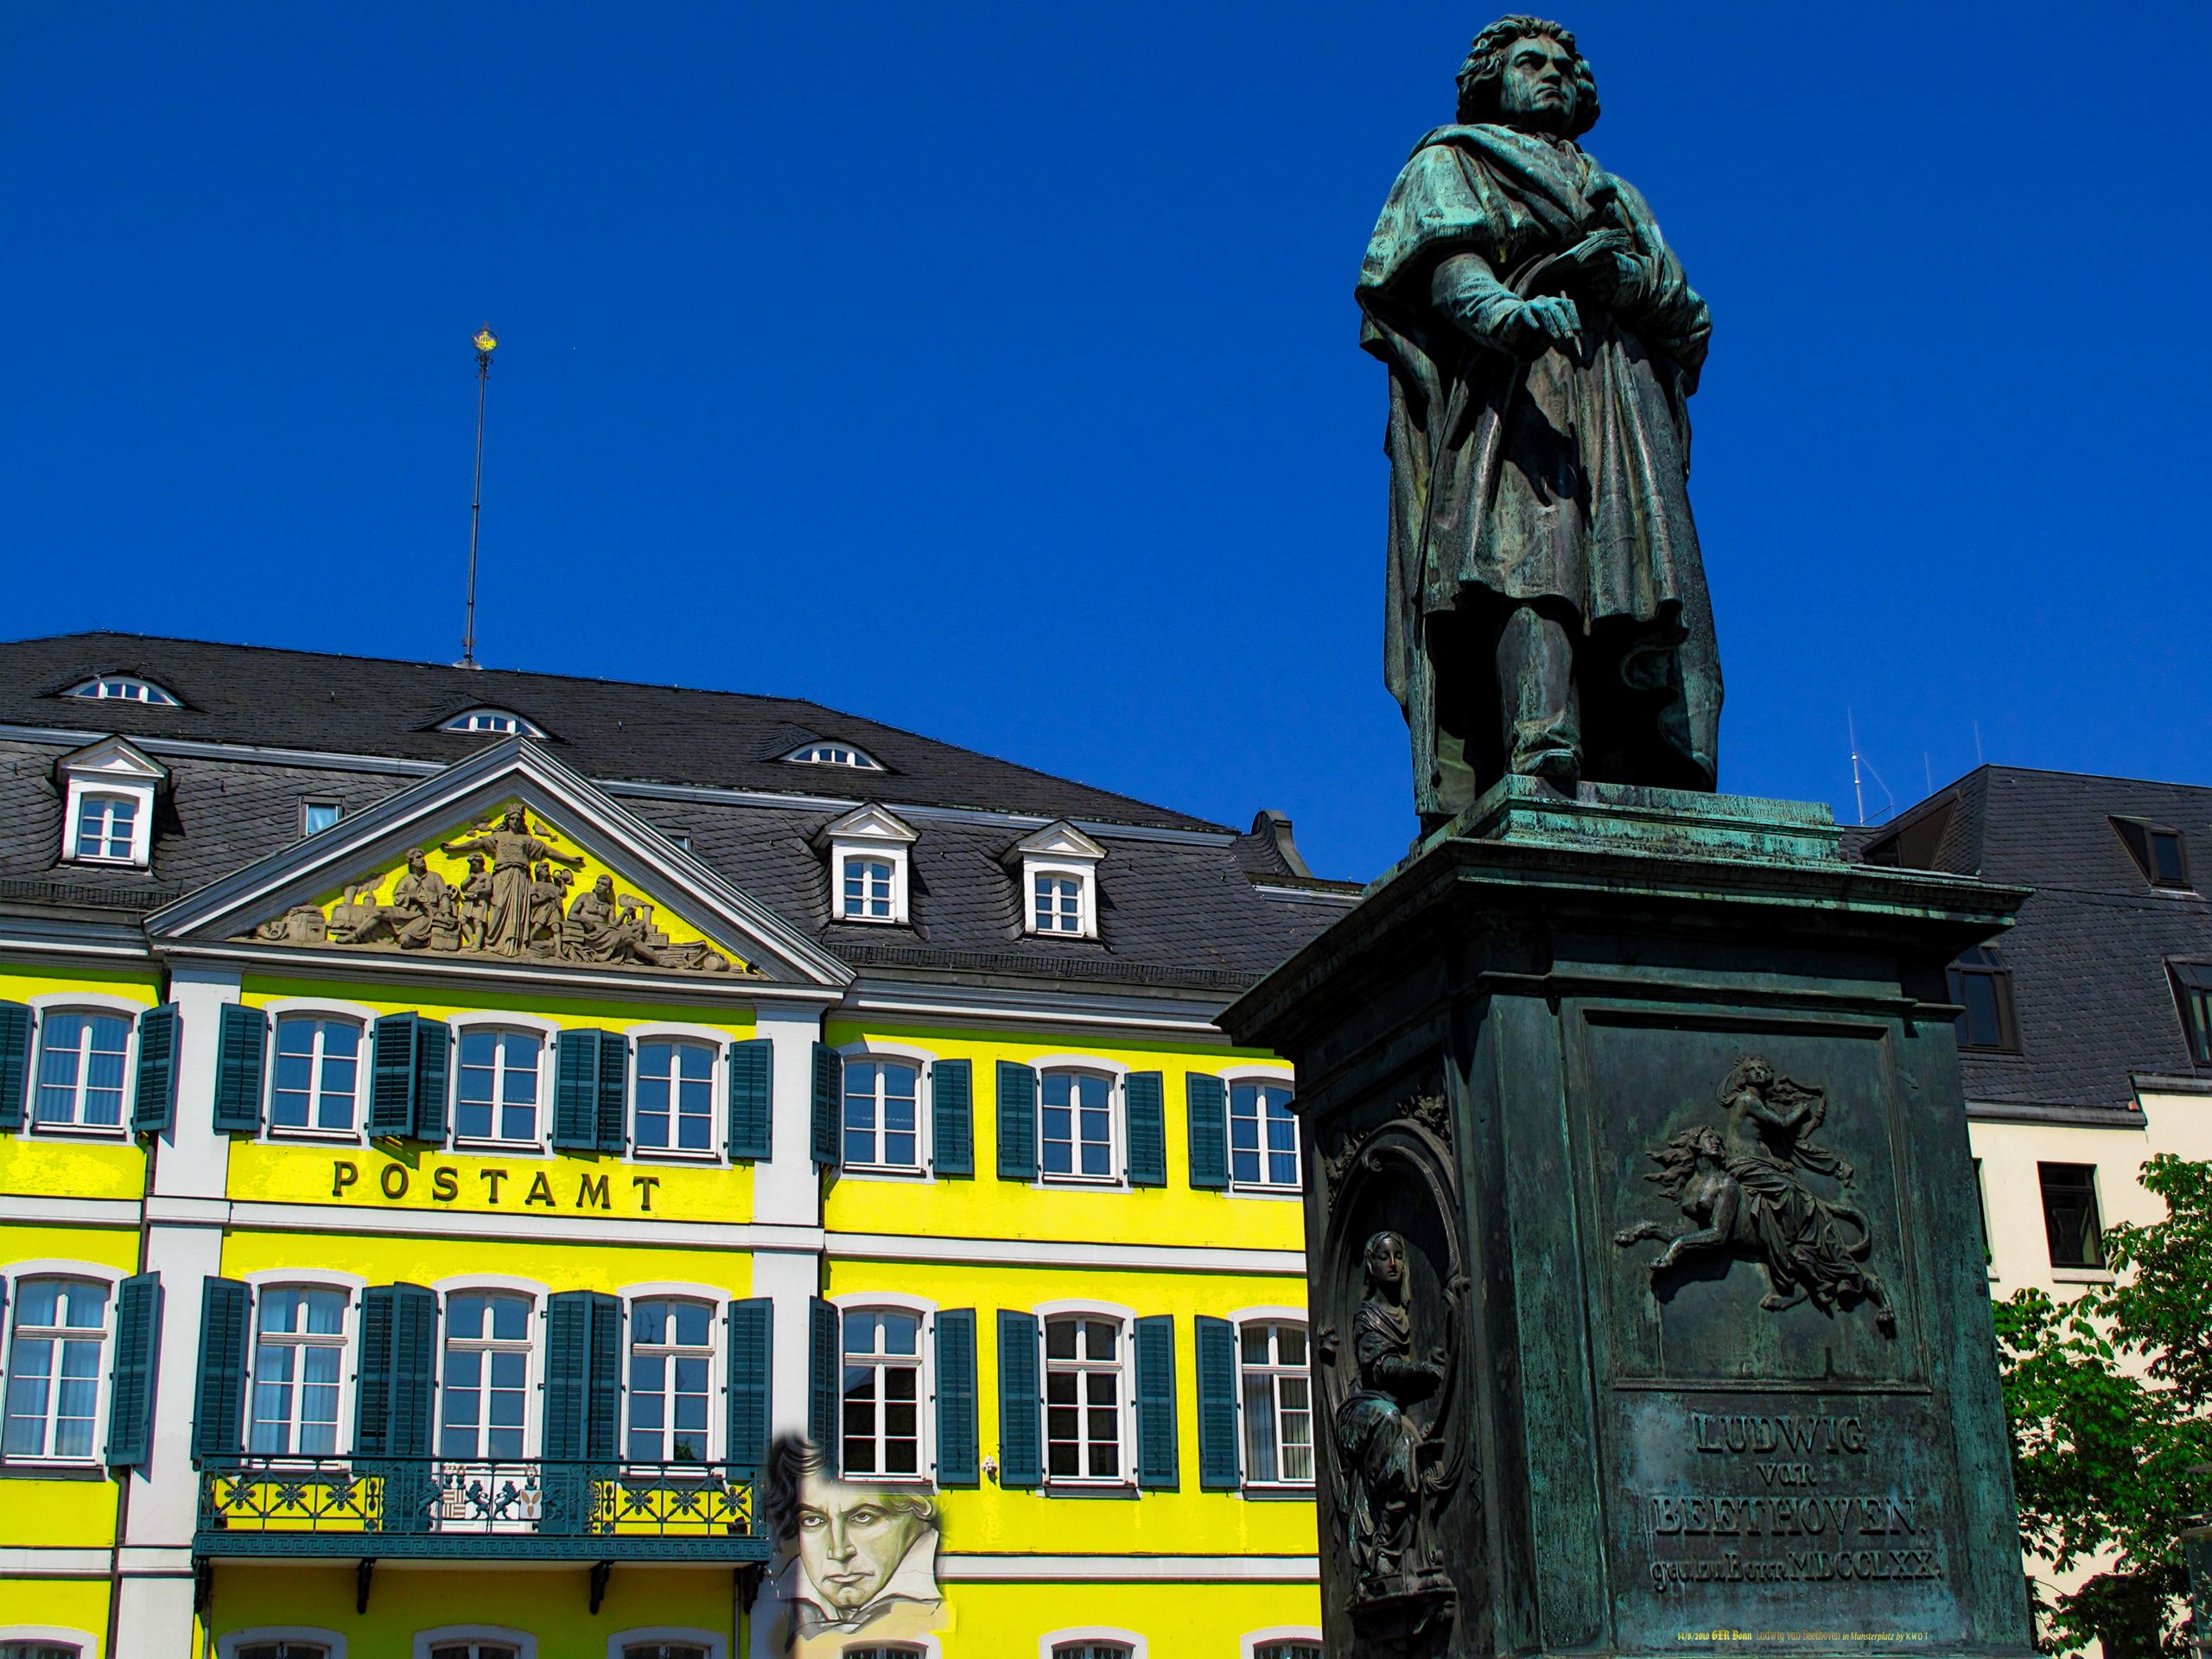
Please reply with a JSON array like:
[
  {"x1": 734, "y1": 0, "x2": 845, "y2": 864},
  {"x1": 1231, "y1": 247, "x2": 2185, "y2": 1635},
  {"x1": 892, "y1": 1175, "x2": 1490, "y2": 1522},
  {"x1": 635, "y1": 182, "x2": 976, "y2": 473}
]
[
  {"x1": 1195, "y1": 1314, "x2": 1241, "y2": 1489},
  {"x1": 995, "y1": 1310, "x2": 1041, "y2": 1488},
  {"x1": 1135, "y1": 1313, "x2": 1179, "y2": 1489},
  {"x1": 587, "y1": 1293, "x2": 621, "y2": 1460},
  {"x1": 1186, "y1": 1073, "x2": 1230, "y2": 1190},
  {"x1": 728, "y1": 1298, "x2": 772, "y2": 1478},
  {"x1": 1126, "y1": 1071, "x2": 1166, "y2": 1187},
  {"x1": 131, "y1": 1003, "x2": 178, "y2": 1135},
  {"x1": 931, "y1": 1058, "x2": 973, "y2": 1178},
  {"x1": 594, "y1": 1033, "x2": 628, "y2": 1153},
  {"x1": 553, "y1": 1029, "x2": 613, "y2": 1151},
  {"x1": 105, "y1": 1272, "x2": 162, "y2": 1467},
  {"x1": 0, "y1": 1001, "x2": 31, "y2": 1131},
  {"x1": 193, "y1": 1277, "x2": 251, "y2": 1462},
  {"x1": 370, "y1": 1014, "x2": 448, "y2": 1141},
  {"x1": 387, "y1": 1282, "x2": 437, "y2": 1459},
  {"x1": 544, "y1": 1291, "x2": 594, "y2": 1459},
  {"x1": 935, "y1": 1308, "x2": 978, "y2": 1484},
  {"x1": 995, "y1": 1062, "x2": 1038, "y2": 1182},
  {"x1": 212, "y1": 1003, "x2": 267, "y2": 1134},
  {"x1": 809, "y1": 1298, "x2": 840, "y2": 1468},
  {"x1": 727, "y1": 1038, "x2": 772, "y2": 1160},
  {"x1": 356, "y1": 1287, "x2": 397, "y2": 1456},
  {"x1": 811, "y1": 1043, "x2": 842, "y2": 1166}
]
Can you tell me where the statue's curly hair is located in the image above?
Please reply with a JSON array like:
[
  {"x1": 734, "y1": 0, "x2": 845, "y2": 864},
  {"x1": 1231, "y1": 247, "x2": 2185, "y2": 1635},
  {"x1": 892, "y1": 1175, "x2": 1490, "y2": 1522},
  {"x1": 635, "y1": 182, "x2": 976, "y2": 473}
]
[{"x1": 1454, "y1": 15, "x2": 1600, "y2": 137}]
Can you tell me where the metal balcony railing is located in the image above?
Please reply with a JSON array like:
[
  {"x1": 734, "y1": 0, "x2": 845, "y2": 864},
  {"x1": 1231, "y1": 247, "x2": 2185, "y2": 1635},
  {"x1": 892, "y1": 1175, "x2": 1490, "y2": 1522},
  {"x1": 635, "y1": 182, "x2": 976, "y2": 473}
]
[{"x1": 194, "y1": 1456, "x2": 766, "y2": 1562}]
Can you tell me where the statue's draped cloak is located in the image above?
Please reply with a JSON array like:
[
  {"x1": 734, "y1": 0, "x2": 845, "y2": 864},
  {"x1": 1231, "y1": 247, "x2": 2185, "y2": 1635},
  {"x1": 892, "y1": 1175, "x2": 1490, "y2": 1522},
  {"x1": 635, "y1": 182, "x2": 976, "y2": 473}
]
[{"x1": 1358, "y1": 124, "x2": 1721, "y2": 793}]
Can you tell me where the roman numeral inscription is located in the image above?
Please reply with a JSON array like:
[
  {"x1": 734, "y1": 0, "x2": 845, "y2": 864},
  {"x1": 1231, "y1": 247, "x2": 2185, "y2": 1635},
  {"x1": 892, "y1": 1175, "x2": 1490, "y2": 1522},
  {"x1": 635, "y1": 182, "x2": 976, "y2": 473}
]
[{"x1": 1635, "y1": 1409, "x2": 1948, "y2": 1601}]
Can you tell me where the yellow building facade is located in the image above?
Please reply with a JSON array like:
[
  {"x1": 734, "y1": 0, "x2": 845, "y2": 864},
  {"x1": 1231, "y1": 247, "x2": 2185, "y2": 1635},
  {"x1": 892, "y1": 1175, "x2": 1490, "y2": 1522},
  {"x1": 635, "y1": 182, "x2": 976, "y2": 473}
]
[{"x1": 0, "y1": 635, "x2": 1356, "y2": 1659}]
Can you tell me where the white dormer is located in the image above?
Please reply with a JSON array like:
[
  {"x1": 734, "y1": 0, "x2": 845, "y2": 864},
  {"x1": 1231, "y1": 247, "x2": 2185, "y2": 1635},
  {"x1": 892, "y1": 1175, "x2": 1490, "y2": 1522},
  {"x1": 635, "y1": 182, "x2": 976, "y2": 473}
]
[
  {"x1": 817, "y1": 803, "x2": 919, "y2": 925},
  {"x1": 1009, "y1": 821, "x2": 1106, "y2": 939},
  {"x1": 440, "y1": 708, "x2": 544, "y2": 737},
  {"x1": 56, "y1": 737, "x2": 167, "y2": 868},
  {"x1": 780, "y1": 739, "x2": 884, "y2": 772},
  {"x1": 64, "y1": 675, "x2": 180, "y2": 706}
]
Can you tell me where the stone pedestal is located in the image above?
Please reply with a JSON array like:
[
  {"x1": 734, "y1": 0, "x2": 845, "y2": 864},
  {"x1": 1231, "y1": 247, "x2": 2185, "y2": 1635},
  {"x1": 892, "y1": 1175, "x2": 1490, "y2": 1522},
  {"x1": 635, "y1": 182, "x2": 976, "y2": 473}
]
[{"x1": 1222, "y1": 780, "x2": 2037, "y2": 1659}]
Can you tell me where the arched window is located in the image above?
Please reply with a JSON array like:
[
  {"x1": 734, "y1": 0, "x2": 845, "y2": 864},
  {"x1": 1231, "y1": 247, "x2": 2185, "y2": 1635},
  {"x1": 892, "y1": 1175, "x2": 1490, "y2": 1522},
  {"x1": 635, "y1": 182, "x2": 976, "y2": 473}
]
[
  {"x1": 621, "y1": 1645, "x2": 714, "y2": 1659},
  {"x1": 841, "y1": 1307, "x2": 924, "y2": 1478},
  {"x1": 781, "y1": 741, "x2": 881, "y2": 770},
  {"x1": 627, "y1": 1299, "x2": 714, "y2": 1463},
  {"x1": 439, "y1": 709, "x2": 543, "y2": 737},
  {"x1": 632, "y1": 1039, "x2": 716, "y2": 1157},
  {"x1": 2, "y1": 1277, "x2": 110, "y2": 1461},
  {"x1": 454, "y1": 1028, "x2": 544, "y2": 1145},
  {"x1": 65, "y1": 675, "x2": 178, "y2": 705},
  {"x1": 249, "y1": 1287, "x2": 348, "y2": 1455},
  {"x1": 1253, "y1": 1643, "x2": 1321, "y2": 1659},
  {"x1": 429, "y1": 1645, "x2": 520, "y2": 1659},
  {"x1": 1043, "y1": 1315, "x2": 1126, "y2": 1484},
  {"x1": 34, "y1": 1010, "x2": 131, "y2": 1131},
  {"x1": 0, "y1": 1647, "x2": 85, "y2": 1659},
  {"x1": 270, "y1": 1015, "x2": 362, "y2": 1135},
  {"x1": 439, "y1": 1293, "x2": 533, "y2": 1460},
  {"x1": 235, "y1": 1643, "x2": 332, "y2": 1659},
  {"x1": 1052, "y1": 1644, "x2": 1135, "y2": 1659},
  {"x1": 842, "y1": 855, "x2": 896, "y2": 921},
  {"x1": 72, "y1": 792, "x2": 140, "y2": 862},
  {"x1": 1039, "y1": 1068, "x2": 1117, "y2": 1183},
  {"x1": 843, "y1": 1059, "x2": 922, "y2": 1172}
]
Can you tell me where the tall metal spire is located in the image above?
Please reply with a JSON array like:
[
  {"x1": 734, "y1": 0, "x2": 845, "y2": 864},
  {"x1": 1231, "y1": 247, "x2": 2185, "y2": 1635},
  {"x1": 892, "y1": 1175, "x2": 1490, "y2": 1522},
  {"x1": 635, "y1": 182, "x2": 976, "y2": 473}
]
[{"x1": 460, "y1": 325, "x2": 498, "y2": 669}]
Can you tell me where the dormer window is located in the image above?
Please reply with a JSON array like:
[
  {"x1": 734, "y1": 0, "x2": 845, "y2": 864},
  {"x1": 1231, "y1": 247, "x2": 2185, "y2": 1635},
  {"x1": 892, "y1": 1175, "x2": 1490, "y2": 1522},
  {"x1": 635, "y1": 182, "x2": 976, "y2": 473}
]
[
  {"x1": 1009, "y1": 822, "x2": 1105, "y2": 940},
  {"x1": 2113, "y1": 817, "x2": 2191, "y2": 891},
  {"x1": 817, "y1": 804, "x2": 918, "y2": 925},
  {"x1": 782, "y1": 741, "x2": 883, "y2": 771},
  {"x1": 441, "y1": 708, "x2": 543, "y2": 737},
  {"x1": 55, "y1": 737, "x2": 165, "y2": 869},
  {"x1": 64, "y1": 675, "x2": 179, "y2": 706}
]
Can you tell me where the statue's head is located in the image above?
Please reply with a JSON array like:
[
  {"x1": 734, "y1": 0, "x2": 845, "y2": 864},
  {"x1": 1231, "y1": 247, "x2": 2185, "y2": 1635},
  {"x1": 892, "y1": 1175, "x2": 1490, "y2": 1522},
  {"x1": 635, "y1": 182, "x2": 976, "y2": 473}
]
[
  {"x1": 503, "y1": 805, "x2": 527, "y2": 831},
  {"x1": 594, "y1": 874, "x2": 614, "y2": 897},
  {"x1": 1455, "y1": 16, "x2": 1599, "y2": 138},
  {"x1": 1362, "y1": 1230, "x2": 1408, "y2": 1296},
  {"x1": 1720, "y1": 1056, "x2": 1775, "y2": 1100},
  {"x1": 405, "y1": 849, "x2": 427, "y2": 874},
  {"x1": 1693, "y1": 1125, "x2": 1726, "y2": 1161},
  {"x1": 468, "y1": 855, "x2": 486, "y2": 873}
]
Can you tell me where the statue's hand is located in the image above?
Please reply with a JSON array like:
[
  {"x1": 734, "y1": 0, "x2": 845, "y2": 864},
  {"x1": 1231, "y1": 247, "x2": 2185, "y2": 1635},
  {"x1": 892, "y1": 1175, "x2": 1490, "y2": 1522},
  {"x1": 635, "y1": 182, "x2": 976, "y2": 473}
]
[
  {"x1": 1556, "y1": 230, "x2": 1638, "y2": 302},
  {"x1": 1502, "y1": 295, "x2": 1581, "y2": 354}
]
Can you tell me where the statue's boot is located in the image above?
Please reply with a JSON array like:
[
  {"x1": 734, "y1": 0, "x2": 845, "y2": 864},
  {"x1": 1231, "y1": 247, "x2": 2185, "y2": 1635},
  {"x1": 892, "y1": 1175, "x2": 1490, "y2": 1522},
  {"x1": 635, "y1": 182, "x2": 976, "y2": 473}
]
[{"x1": 1499, "y1": 603, "x2": 1581, "y2": 791}]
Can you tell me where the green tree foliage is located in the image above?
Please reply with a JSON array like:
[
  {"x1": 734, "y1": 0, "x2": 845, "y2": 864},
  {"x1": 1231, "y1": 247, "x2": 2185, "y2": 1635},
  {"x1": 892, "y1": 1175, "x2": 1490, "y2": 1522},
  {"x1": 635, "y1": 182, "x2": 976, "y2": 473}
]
[{"x1": 1994, "y1": 1154, "x2": 2212, "y2": 1656}]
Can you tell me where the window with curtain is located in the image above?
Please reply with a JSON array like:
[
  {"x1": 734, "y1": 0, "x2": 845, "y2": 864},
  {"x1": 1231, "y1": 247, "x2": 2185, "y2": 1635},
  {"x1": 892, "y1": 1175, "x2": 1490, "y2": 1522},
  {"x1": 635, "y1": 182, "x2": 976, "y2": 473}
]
[
  {"x1": 1239, "y1": 1321, "x2": 1314, "y2": 1485},
  {"x1": 1229, "y1": 1079, "x2": 1299, "y2": 1188},
  {"x1": 270, "y1": 1015, "x2": 360, "y2": 1134},
  {"x1": 628, "y1": 1298, "x2": 713, "y2": 1462},
  {"x1": 34, "y1": 1010, "x2": 130, "y2": 1130},
  {"x1": 2, "y1": 1277, "x2": 109, "y2": 1460},
  {"x1": 842, "y1": 1308, "x2": 923, "y2": 1478},
  {"x1": 249, "y1": 1286, "x2": 347, "y2": 1455},
  {"x1": 440, "y1": 1293, "x2": 532, "y2": 1459},
  {"x1": 455, "y1": 1028, "x2": 543, "y2": 1144},
  {"x1": 634, "y1": 1039, "x2": 716, "y2": 1155},
  {"x1": 1044, "y1": 1316, "x2": 1126, "y2": 1483},
  {"x1": 843, "y1": 1059, "x2": 921, "y2": 1171}
]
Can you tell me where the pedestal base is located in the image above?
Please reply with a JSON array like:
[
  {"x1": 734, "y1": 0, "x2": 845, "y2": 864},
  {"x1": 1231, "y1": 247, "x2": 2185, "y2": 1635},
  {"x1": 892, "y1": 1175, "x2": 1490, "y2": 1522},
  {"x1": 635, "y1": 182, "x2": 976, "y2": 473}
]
[{"x1": 1225, "y1": 780, "x2": 2037, "y2": 1659}]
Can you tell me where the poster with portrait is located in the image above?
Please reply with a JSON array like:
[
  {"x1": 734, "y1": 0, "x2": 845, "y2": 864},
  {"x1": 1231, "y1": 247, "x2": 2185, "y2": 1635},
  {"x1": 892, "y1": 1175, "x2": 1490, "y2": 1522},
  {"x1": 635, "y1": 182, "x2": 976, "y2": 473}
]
[{"x1": 754, "y1": 1433, "x2": 950, "y2": 1656}]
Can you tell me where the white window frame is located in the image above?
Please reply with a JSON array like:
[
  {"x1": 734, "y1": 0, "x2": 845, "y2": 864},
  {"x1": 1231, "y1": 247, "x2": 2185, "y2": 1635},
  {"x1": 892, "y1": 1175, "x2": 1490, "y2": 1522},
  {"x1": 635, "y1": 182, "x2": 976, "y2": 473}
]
[
  {"x1": 1241, "y1": 1629, "x2": 1324, "y2": 1659},
  {"x1": 1026, "y1": 865, "x2": 1090, "y2": 937},
  {"x1": 780, "y1": 741, "x2": 883, "y2": 770},
  {"x1": 219, "y1": 1631, "x2": 344, "y2": 1659},
  {"x1": 410, "y1": 1630, "x2": 536, "y2": 1659},
  {"x1": 70, "y1": 791, "x2": 142, "y2": 865},
  {"x1": 1039, "y1": 1630, "x2": 1147, "y2": 1659},
  {"x1": 1011, "y1": 822, "x2": 1105, "y2": 940},
  {"x1": 239, "y1": 1276, "x2": 360, "y2": 1460},
  {"x1": 819, "y1": 804, "x2": 918, "y2": 926},
  {"x1": 24, "y1": 995, "x2": 142, "y2": 1139},
  {"x1": 606, "y1": 1632, "x2": 726, "y2": 1659},
  {"x1": 54, "y1": 739, "x2": 163, "y2": 869},
  {"x1": 448, "y1": 1015, "x2": 557, "y2": 1152},
  {"x1": 0, "y1": 1261, "x2": 125, "y2": 1469},
  {"x1": 2, "y1": 1629, "x2": 101, "y2": 1659},
  {"x1": 830, "y1": 1291, "x2": 937, "y2": 1484},
  {"x1": 839, "y1": 1049, "x2": 930, "y2": 1176},
  {"x1": 438, "y1": 709, "x2": 543, "y2": 737},
  {"x1": 621, "y1": 1287, "x2": 721, "y2": 1465},
  {"x1": 1034, "y1": 1299, "x2": 1137, "y2": 1491},
  {"x1": 1034, "y1": 1058, "x2": 1125, "y2": 1187},
  {"x1": 1220, "y1": 1065, "x2": 1301, "y2": 1197},
  {"x1": 65, "y1": 675, "x2": 177, "y2": 705},
  {"x1": 264, "y1": 1010, "x2": 368, "y2": 1141},
  {"x1": 1229, "y1": 1308, "x2": 1316, "y2": 1491},
  {"x1": 431, "y1": 1279, "x2": 545, "y2": 1465},
  {"x1": 628, "y1": 1029, "x2": 724, "y2": 1164},
  {"x1": 299, "y1": 798, "x2": 343, "y2": 837}
]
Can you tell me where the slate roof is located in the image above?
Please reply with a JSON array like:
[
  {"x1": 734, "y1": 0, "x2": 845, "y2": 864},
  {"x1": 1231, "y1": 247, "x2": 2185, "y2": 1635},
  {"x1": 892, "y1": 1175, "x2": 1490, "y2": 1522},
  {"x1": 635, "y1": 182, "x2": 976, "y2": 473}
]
[
  {"x1": 0, "y1": 633, "x2": 1355, "y2": 995},
  {"x1": 1850, "y1": 766, "x2": 2212, "y2": 1117}
]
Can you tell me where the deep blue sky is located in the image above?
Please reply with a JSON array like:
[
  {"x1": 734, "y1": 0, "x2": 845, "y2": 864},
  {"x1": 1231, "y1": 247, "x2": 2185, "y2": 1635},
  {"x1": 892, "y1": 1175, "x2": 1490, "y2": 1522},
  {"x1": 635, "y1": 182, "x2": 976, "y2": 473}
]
[{"x1": 5, "y1": 4, "x2": 2207, "y2": 880}]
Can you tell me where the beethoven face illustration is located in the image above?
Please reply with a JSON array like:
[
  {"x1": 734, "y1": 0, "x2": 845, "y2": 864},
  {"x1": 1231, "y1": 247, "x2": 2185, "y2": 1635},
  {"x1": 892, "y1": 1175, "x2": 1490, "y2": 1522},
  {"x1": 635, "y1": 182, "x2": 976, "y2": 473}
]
[{"x1": 795, "y1": 1472, "x2": 934, "y2": 1611}]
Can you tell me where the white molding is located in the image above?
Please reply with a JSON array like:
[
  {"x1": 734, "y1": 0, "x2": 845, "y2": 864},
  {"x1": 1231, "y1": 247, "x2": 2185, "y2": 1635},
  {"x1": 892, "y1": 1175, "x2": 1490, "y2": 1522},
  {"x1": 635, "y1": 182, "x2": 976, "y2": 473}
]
[
  {"x1": 227, "y1": 1201, "x2": 827, "y2": 1251},
  {"x1": 1011, "y1": 822, "x2": 1108, "y2": 862},
  {"x1": 942, "y1": 1554, "x2": 1317, "y2": 1581},
  {"x1": 1039, "y1": 1626, "x2": 1147, "y2": 1657},
  {"x1": 829, "y1": 1231, "x2": 1304, "y2": 1275},
  {"x1": 2, "y1": 1258, "x2": 129, "y2": 1287},
  {"x1": 0, "y1": 1548, "x2": 112, "y2": 1577},
  {"x1": 836, "y1": 1038, "x2": 938, "y2": 1064},
  {"x1": 0, "y1": 1626, "x2": 102, "y2": 1659},
  {"x1": 412, "y1": 1627, "x2": 535, "y2": 1659},
  {"x1": 830, "y1": 1289, "x2": 938, "y2": 1317},
  {"x1": 240, "y1": 1267, "x2": 369, "y2": 1294},
  {"x1": 221, "y1": 1628, "x2": 346, "y2": 1659},
  {"x1": 606, "y1": 1630, "x2": 725, "y2": 1659},
  {"x1": 431, "y1": 1272, "x2": 549, "y2": 1300},
  {"x1": 0, "y1": 1196, "x2": 142, "y2": 1224},
  {"x1": 1033, "y1": 1298, "x2": 1139, "y2": 1323},
  {"x1": 142, "y1": 1196, "x2": 229, "y2": 1225},
  {"x1": 1225, "y1": 1305, "x2": 1308, "y2": 1327},
  {"x1": 24, "y1": 989, "x2": 148, "y2": 1017},
  {"x1": 1027, "y1": 1052, "x2": 1131, "y2": 1077},
  {"x1": 1241, "y1": 1624, "x2": 1325, "y2": 1657},
  {"x1": 1216, "y1": 1062, "x2": 1295, "y2": 1082},
  {"x1": 257, "y1": 995, "x2": 383, "y2": 1024},
  {"x1": 617, "y1": 1279, "x2": 730, "y2": 1305},
  {"x1": 621, "y1": 1020, "x2": 734, "y2": 1046},
  {"x1": 842, "y1": 979, "x2": 1231, "y2": 1038}
]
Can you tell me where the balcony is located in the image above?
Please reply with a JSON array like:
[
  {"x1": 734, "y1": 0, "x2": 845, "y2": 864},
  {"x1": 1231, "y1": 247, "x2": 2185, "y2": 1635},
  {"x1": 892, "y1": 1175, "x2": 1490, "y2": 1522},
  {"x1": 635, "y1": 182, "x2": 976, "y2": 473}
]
[{"x1": 194, "y1": 1456, "x2": 767, "y2": 1563}]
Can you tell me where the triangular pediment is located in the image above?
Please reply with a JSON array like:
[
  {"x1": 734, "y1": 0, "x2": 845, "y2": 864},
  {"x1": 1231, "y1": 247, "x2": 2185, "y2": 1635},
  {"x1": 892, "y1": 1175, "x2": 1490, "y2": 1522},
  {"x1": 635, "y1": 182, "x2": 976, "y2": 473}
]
[
  {"x1": 1008, "y1": 819, "x2": 1106, "y2": 863},
  {"x1": 57, "y1": 735, "x2": 168, "y2": 783},
  {"x1": 146, "y1": 740, "x2": 850, "y2": 989},
  {"x1": 817, "y1": 802, "x2": 918, "y2": 847}
]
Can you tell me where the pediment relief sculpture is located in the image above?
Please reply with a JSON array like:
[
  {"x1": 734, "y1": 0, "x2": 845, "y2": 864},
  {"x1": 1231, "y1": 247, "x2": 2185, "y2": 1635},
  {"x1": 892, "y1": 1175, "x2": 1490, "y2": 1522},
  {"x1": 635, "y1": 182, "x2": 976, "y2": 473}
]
[{"x1": 239, "y1": 801, "x2": 755, "y2": 976}]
